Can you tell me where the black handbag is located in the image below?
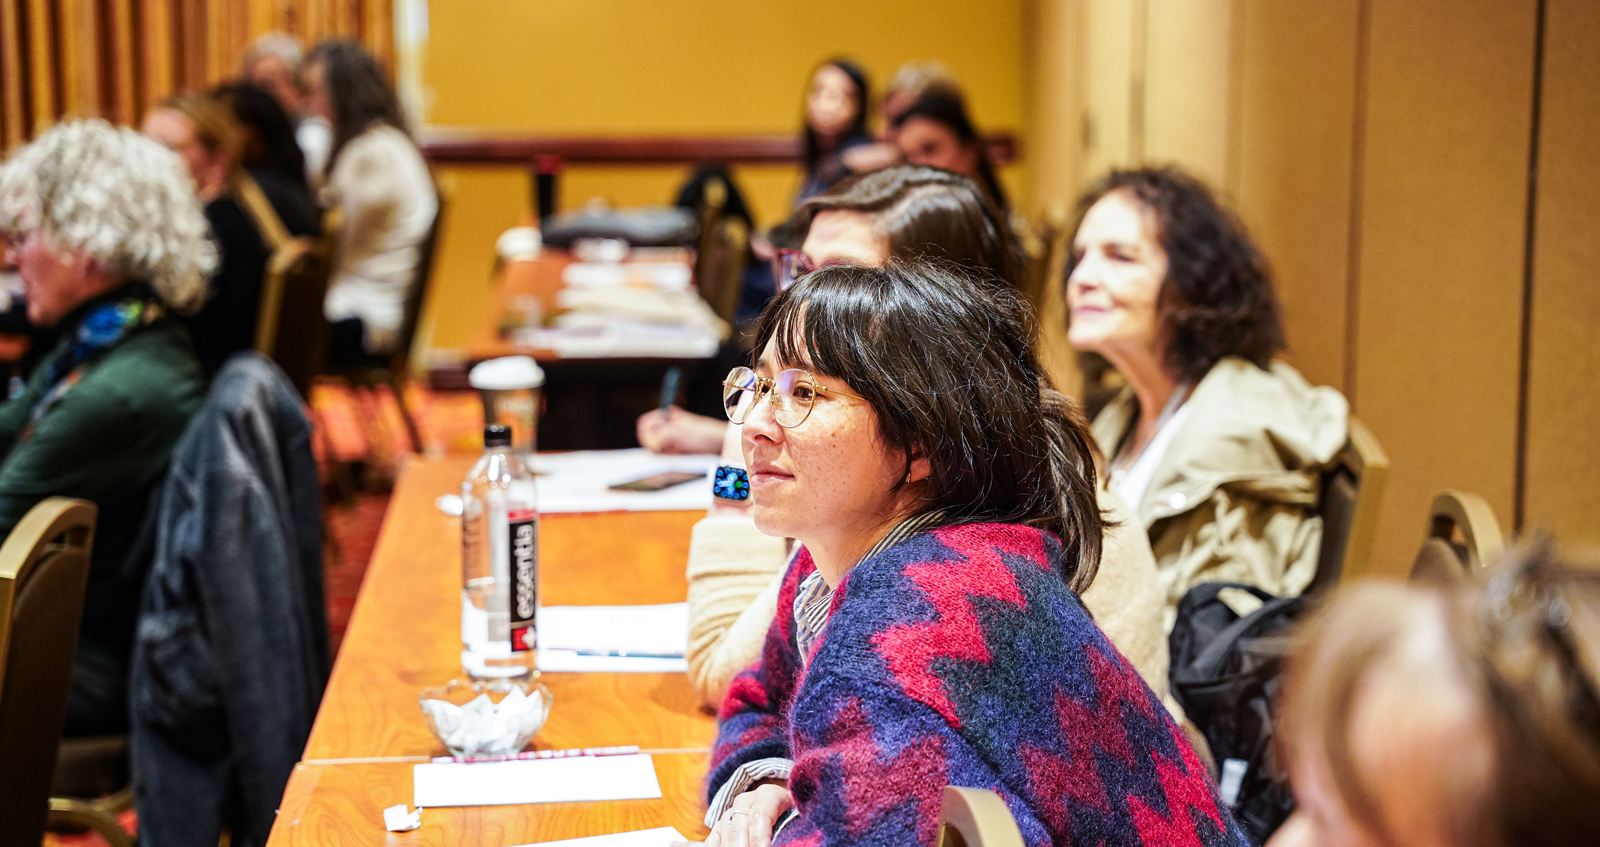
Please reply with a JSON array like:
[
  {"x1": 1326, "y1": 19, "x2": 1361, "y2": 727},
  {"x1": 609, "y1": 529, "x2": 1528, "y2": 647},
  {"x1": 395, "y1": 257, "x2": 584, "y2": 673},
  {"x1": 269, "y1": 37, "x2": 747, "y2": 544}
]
[{"x1": 1169, "y1": 582, "x2": 1304, "y2": 845}]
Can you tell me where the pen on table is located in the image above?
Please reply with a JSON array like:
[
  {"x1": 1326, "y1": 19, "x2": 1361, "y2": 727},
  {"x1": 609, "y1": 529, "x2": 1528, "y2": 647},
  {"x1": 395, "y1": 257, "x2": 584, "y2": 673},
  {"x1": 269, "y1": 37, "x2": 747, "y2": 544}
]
[
  {"x1": 433, "y1": 744, "x2": 641, "y2": 764},
  {"x1": 573, "y1": 649, "x2": 686, "y2": 660},
  {"x1": 658, "y1": 365, "x2": 683, "y2": 415}
]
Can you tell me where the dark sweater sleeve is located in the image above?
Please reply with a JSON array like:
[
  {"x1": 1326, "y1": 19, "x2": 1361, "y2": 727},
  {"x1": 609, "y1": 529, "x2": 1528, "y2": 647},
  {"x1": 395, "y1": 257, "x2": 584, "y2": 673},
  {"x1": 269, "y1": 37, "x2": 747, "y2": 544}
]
[{"x1": 706, "y1": 551, "x2": 811, "y2": 802}]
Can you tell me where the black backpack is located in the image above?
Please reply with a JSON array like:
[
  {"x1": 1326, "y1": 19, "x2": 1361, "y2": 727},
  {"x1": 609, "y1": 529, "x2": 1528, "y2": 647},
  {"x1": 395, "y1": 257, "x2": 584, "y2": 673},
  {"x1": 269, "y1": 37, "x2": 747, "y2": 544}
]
[{"x1": 1169, "y1": 582, "x2": 1304, "y2": 844}]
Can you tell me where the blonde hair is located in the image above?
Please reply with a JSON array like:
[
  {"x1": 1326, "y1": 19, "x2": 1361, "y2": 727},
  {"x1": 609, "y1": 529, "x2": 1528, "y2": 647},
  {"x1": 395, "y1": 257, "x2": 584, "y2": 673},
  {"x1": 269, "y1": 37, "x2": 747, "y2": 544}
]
[
  {"x1": 1281, "y1": 545, "x2": 1600, "y2": 847},
  {"x1": 0, "y1": 120, "x2": 215, "y2": 314},
  {"x1": 156, "y1": 92, "x2": 243, "y2": 180}
]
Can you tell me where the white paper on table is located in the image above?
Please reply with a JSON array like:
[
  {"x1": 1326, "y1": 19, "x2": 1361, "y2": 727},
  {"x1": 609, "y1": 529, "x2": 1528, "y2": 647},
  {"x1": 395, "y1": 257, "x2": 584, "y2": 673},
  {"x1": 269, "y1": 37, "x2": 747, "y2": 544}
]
[
  {"x1": 413, "y1": 753, "x2": 662, "y2": 807},
  {"x1": 510, "y1": 826, "x2": 688, "y2": 847},
  {"x1": 536, "y1": 603, "x2": 688, "y2": 673},
  {"x1": 533, "y1": 449, "x2": 718, "y2": 513}
]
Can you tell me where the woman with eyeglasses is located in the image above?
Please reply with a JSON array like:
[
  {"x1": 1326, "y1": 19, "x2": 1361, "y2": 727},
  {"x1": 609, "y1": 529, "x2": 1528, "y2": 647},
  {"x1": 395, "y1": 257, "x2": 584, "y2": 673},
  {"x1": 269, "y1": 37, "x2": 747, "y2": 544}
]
[
  {"x1": 696, "y1": 260, "x2": 1245, "y2": 847},
  {"x1": 1270, "y1": 543, "x2": 1600, "y2": 847},
  {"x1": 676, "y1": 168, "x2": 1169, "y2": 715}
]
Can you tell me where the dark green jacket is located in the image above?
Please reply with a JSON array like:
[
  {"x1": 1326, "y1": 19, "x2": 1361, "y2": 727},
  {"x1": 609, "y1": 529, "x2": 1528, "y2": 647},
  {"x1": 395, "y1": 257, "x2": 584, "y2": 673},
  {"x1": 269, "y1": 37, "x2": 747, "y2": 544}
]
[{"x1": 0, "y1": 301, "x2": 205, "y2": 665}]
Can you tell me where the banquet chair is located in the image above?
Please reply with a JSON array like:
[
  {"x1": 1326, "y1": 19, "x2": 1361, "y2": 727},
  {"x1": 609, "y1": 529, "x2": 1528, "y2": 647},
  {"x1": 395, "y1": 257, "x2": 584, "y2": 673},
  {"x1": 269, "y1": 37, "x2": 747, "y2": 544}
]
[
  {"x1": 253, "y1": 236, "x2": 334, "y2": 400},
  {"x1": 935, "y1": 786, "x2": 1025, "y2": 847},
  {"x1": 695, "y1": 215, "x2": 749, "y2": 326},
  {"x1": 0, "y1": 498, "x2": 98, "y2": 847},
  {"x1": 1307, "y1": 416, "x2": 1390, "y2": 591},
  {"x1": 1409, "y1": 490, "x2": 1506, "y2": 585}
]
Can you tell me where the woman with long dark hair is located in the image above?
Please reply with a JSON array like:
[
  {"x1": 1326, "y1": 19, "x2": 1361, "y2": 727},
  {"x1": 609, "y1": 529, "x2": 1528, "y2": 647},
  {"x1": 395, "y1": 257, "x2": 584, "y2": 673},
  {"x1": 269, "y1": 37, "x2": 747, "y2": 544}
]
[
  {"x1": 891, "y1": 89, "x2": 1009, "y2": 212},
  {"x1": 301, "y1": 40, "x2": 436, "y2": 365},
  {"x1": 701, "y1": 260, "x2": 1245, "y2": 847},
  {"x1": 795, "y1": 59, "x2": 874, "y2": 204}
]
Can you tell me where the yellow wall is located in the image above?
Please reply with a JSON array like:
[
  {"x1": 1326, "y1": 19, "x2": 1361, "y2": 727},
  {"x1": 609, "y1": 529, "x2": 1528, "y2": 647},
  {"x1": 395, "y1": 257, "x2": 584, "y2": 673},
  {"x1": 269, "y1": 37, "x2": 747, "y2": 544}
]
[{"x1": 420, "y1": 0, "x2": 1029, "y2": 353}]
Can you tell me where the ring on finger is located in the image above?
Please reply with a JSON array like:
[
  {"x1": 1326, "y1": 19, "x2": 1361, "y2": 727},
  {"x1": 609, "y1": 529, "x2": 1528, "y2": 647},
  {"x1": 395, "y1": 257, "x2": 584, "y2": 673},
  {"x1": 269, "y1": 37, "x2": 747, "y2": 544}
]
[{"x1": 727, "y1": 809, "x2": 750, "y2": 818}]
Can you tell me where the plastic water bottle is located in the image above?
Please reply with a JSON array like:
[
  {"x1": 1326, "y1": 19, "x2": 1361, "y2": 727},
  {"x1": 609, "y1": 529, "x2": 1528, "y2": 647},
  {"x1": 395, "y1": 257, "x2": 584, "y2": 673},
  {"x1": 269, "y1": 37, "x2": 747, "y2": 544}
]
[{"x1": 461, "y1": 424, "x2": 539, "y2": 678}]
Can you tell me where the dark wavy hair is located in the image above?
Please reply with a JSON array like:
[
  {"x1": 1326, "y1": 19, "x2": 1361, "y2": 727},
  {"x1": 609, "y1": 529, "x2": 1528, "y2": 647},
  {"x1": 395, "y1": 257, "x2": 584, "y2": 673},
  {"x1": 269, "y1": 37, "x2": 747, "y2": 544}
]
[
  {"x1": 890, "y1": 89, "x2": 1008, "y2": 213},
  {"x1": 305, "y1": 40, "x2": 409, "y2": 177},
  {"x1": 801, "y1": 58, "x2": 871, "y2": 174},
  {"x1": 798, "y1": 164, "x2": 1026, "y2": 291},
  {"x1": 1067, "y1": 166, "x2": 1284, "y2": 384},
  {"x1": 752, "y1": 260, "x2": 1104, "y2": 592},
  {"x1": 213, "y1": 82, "x2": 308, "y2": 193}
]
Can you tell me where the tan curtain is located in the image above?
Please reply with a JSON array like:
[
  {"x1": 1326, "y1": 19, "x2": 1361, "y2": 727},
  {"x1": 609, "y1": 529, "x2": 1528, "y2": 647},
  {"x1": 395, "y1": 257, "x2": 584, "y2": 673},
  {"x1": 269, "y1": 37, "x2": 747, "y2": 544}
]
[{"x1": 0, "y1": 0, "x2": 394, "y2": 152}]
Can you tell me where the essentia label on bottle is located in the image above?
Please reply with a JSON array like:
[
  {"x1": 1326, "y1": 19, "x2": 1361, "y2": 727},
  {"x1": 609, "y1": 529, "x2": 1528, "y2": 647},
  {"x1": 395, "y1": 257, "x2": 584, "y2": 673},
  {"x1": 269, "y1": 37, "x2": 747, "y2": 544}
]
[{"x1": 508, "y1": 508, "x2": 539, "y2": 652}]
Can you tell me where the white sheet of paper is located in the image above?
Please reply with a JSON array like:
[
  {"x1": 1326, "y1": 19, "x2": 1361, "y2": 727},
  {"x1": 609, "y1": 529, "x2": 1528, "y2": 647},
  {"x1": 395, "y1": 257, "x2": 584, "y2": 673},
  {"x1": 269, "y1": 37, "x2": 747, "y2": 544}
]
[
  {"x1": 536, "y1": 604, "x2": 688, "y2": 673},
  {"x1": 511, "y1": 826, "x2": 688, "y2": 847},
  {"x1": 413, "y1": 754, "x2": 663, "y2": 807},
  {"x1": 532, "y1": 449, "x2": 718, "y2": 513}
]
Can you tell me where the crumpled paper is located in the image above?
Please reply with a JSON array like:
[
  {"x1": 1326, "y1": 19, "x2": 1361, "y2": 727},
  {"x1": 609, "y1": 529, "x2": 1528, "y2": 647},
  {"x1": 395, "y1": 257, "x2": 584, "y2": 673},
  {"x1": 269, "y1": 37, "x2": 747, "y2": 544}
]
[
  {"x1": 421, "y1": 687, "x2": 550, "y2": 755},
  {"x1": 383, "y1": 803, "x2": 422, "y2": 831}
]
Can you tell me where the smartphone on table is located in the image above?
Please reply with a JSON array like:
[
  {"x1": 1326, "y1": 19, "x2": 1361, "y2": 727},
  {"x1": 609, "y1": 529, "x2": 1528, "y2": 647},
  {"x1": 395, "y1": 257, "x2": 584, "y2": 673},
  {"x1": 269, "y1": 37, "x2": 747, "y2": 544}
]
[{"x1": 608, "y1": 471, "x2": 706, "y2": 492}]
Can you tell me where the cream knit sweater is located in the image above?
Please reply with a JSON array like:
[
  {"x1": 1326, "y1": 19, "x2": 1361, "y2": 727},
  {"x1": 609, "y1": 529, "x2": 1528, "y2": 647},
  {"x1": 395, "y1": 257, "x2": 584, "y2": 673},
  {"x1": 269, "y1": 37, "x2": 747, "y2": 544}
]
[{"x1": 686, "y1": 488, "x2": 1170, "y2": 711}]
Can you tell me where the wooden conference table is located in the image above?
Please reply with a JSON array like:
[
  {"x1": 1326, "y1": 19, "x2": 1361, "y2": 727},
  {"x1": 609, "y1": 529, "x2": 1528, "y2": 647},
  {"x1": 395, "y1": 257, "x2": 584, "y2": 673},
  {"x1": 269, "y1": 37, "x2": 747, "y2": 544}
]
[
  {"x1": 451, "y1": 252, "x2": 715, "y2": 450},
  {"x1": 266, "y1": 457, "x2": 716, "y2": 845}
]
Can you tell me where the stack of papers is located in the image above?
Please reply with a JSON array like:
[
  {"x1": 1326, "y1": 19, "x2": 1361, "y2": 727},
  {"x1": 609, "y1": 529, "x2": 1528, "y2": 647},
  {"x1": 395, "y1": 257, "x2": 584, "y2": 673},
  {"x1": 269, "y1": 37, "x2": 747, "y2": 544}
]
[
  {"x1": 414, "y1": 753, "x2": 663, "y2": 807},
  {"x1": 534, "y1": 449, "x2": 718, "y2": 513},
  {"x1": 538, "y1": 603, "x2": 689, "y2": 673}
]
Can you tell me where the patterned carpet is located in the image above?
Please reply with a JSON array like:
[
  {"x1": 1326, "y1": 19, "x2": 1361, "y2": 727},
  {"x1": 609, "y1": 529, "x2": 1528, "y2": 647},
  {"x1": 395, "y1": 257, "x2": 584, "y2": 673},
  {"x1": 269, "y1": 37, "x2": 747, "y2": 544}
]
[{"x1": 44, "y1": 379, "x2": 485, "y2": 846}]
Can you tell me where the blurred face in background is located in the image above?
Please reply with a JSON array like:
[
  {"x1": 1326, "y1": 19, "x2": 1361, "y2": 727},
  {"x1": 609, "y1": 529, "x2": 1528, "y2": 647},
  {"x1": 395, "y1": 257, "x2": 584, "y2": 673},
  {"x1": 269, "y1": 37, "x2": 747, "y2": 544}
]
[
  {"x1": 4, "y1": 231, "x2": 110, "y2": 327},
  {"x1": 807, "y1": 64, "x2": 860, "y2": 140},
  {"x1": 246, "y1": 53, "x2": 302, "y2": 117},
  {"x1": 142, "y1": 107, "x2": 229, "y2": 202},
  {"x1": 1065, "y1": 190, "x2": 1169, "y2": 369},
  {"x1": 300, "y1": 59, "x2": 333, "y2": 124},
  {"x1": 896, "y1": 116, "x2": 979, "y2": 178}
]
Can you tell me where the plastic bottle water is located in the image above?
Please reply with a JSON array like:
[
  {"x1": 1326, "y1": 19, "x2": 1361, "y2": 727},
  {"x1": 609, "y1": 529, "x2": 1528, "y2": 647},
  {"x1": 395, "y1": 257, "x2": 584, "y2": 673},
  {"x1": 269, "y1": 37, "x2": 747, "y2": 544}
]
[{"x1": 461, "y1": 424, "x2": 539, "y2": 678}]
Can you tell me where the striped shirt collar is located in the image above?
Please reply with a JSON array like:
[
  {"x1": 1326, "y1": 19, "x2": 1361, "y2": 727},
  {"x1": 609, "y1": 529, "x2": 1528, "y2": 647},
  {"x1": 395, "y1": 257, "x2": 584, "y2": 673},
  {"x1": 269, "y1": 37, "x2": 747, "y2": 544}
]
[{"x1": 792, "y1": 511, "x2": 945, "y2": 665}]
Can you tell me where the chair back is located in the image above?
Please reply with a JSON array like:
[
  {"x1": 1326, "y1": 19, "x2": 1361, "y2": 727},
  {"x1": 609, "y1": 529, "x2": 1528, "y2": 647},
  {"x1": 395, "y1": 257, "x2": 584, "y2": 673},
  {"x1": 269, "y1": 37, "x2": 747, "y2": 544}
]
[
  {"x1": 1308, "y1": 416, "x2": 1390, "y2": 590},
  {"x1": 1409, "y1": 490, "x2": 1505, "y2": 584},
  {"x1": 254, "y1": 237, "x2": 333, "y2": 398},
  {"x1": 0, "y1": 498, "x2": 96, "y2": 847},
  {"x1": 935, "y1": 786, "x2": 1025, "y2": 847},
  {"x1": 695, "y1": 215, "x2": 749, "y2": 326},
  {"x1": 389, "y1": 188, "x2": 448, "y2": 374}
]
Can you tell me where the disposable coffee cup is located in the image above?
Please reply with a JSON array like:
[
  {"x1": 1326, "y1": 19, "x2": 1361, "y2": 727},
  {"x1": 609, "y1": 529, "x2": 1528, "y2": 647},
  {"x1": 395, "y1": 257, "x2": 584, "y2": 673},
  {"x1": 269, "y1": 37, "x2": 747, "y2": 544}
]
[{"x1": 469, "y1": 356, "x2": 545, "y2": 464}]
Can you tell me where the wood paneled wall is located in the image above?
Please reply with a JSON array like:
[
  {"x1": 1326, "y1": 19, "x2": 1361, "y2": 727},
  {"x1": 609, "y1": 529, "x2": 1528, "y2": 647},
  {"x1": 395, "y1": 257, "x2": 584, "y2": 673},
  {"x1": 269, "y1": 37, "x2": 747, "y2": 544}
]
[
  {"x1": 0, "y1": 0, "x2": 392, "y2": 151},
  {"x1": 1027, "y1": 0, "x2": 1600, "y2": 567}
]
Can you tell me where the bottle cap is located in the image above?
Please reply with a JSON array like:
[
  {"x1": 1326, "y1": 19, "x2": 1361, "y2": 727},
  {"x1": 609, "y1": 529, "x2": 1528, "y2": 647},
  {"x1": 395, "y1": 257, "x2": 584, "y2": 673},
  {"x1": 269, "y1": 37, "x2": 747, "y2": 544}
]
[{"x1": 484, "y1": 424, "x2": 512, "y2": 447}]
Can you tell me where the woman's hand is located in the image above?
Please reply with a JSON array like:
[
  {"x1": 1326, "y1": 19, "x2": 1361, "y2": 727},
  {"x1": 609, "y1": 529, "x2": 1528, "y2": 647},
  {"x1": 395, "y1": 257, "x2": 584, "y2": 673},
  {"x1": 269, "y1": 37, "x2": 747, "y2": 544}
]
[
  {"x1": 636, "y1": 407, "x2": 729, "y2": 455},
  {"x1": 704, "y1": 782, "x2": 795, "y2": 847}
]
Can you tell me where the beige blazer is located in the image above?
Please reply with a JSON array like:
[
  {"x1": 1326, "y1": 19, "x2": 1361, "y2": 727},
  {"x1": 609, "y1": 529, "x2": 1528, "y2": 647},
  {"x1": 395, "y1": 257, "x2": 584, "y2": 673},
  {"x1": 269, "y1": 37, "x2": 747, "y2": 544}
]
[{"x1": 1093, "y1": 357, "x2": 1349, "y2": 631}]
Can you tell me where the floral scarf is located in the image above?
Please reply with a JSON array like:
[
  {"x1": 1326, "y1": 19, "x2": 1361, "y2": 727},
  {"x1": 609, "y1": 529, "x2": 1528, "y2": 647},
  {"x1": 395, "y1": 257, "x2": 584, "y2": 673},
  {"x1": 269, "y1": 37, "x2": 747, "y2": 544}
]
[{"x1": 22, "y1": 283, "x2": 165, "y2": 440}]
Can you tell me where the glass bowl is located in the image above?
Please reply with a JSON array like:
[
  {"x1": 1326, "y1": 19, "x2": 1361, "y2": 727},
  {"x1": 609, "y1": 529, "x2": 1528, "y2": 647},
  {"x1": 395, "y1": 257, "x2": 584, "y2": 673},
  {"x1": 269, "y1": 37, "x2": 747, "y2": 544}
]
[{"x1": 419, "y1": 676, "x2": 553, "y2": 757}]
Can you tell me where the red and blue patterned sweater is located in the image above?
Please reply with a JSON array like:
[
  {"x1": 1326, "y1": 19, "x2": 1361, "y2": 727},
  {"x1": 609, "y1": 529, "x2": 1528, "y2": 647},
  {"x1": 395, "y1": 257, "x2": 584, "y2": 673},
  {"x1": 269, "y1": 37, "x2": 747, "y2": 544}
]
[{"x1": 708, "y1": 522, "x2": 1249, "y2": 847}]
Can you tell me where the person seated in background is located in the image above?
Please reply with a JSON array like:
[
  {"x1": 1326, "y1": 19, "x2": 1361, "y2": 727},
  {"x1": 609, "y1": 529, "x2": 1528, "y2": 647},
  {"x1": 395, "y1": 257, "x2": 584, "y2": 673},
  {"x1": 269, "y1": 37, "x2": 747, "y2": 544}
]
[
  {"x1": 641, "y1": 165, "x2": 1023, "y2": 457},
  {"x1": 701, "y1": 261, "x2": 1246, "y2": 847},
  {"x1": 214, "y1": 82, "x2": 322, "y2": 237},
  {"x1": 241, "y1": 31, "x2": 331, "y2": 190},
  {"x1": 301, "y1": 40, "x2": 437, "y2": 368},
  {"x1": 794, "y1": 59, "x2": 876, "y2": 205},
  {"x1": 0, "y1": 120, "x2": 209, "y2": 736},
  {"x1": 1271, "y1": 543, "x2": 1600, "y2": 847},
  {"x1": 835, "y1": 59, "x2": 963, "y2": 175},
  {"x1": 891, "y1": 89, "x2": 1010, "y2": 213},
  {"x1": 1066, "y1": 166, "x2": 1348, "y2": 631},
  {"x1": 143, "y1": 93, "x2": 276, "y2": 377},
  {"x1": 671, "y1": 170, "x2": 1167, "y2": 715}
]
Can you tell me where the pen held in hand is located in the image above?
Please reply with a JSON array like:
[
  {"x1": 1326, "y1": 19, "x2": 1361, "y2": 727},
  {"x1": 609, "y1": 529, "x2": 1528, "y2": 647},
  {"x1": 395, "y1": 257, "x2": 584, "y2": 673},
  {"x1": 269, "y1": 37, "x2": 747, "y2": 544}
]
[{"x1": 658, "y1": 365, "x2": 683, "y2": 414}]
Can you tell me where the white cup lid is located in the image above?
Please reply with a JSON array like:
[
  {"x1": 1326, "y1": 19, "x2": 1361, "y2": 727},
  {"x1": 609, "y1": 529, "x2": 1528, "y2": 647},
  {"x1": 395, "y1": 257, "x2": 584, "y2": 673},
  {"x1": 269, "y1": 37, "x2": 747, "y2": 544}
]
[{"x1": 470, "y1": 356, "x2": 545, "y2": 390}]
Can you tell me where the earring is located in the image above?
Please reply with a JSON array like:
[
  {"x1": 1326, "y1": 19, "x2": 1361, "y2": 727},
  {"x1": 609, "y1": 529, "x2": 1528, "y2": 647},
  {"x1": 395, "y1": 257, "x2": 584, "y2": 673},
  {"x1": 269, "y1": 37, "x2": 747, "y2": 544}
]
[{"x1": 905, "y1": 471, "x2": 914, "y2": 483}]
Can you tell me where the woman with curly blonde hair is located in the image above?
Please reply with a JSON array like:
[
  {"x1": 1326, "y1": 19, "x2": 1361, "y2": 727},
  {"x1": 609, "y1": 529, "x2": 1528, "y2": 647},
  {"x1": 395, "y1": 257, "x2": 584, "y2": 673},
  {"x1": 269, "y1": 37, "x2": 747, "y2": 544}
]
[{"x1": 0, "y1": 119, "x2": 211, "y2": 735}]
